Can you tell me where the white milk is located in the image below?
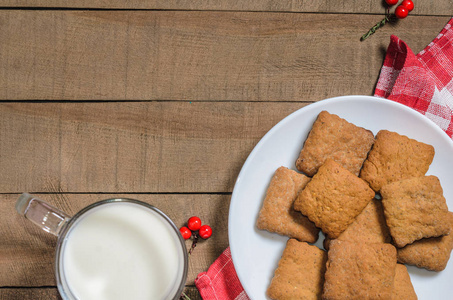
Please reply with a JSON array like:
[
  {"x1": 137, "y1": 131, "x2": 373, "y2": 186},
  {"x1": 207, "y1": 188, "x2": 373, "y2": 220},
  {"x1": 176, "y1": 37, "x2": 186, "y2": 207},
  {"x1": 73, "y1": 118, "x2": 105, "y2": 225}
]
[{"x1": 59, "y1": 202, "x2": 185, "y2": 300}]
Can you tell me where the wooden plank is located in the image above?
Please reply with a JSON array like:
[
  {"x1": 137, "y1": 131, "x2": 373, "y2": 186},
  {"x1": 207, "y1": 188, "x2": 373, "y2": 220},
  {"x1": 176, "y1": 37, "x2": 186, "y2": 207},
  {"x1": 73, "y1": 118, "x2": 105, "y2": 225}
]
[
  {"x1": 0, "y1": 193, "x2": 230, "y2": 286},
  {"x1": 0, "y1": 288, "x2": 60, "y2": 299},
  {"x1": 0, "y1": 286, "x2": 201, "y2": 299},
  {"x1": 0, "y1": 102, "x2": 305, "y2": 193},
  {"x1": 0, "y1": 11, "x2": 450, "y2": 101},
  {"x1": 0, "y1": 0, "x2": 451, "y2": 16}
]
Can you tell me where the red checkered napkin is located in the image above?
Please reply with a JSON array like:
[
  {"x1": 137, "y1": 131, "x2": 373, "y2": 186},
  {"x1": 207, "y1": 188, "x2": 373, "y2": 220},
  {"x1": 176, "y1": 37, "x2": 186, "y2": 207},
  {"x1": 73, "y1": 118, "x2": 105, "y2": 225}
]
[
  {"x1": 195, "y1": 18, "x2": 453, "y2": 300},
  {"x1": 194, "y1": 247, "x2": 250, "y2": 300},
  {"x1": 375, "y1": 18, "x2": 453, "y2": 138}
]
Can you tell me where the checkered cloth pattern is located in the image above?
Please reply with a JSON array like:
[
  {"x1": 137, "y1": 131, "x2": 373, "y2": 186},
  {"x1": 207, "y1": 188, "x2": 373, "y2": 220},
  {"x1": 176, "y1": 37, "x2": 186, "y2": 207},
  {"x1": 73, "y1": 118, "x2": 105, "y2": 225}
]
[
  {"x1": 375, "y1": 18, "x2": 453, "y2": 138},
  {"x1": 194, "y1": 247, "x2": 249, "y2": 300},
  {"x1": 195, "y1": 18, "x2": 453, "y2": 300}
]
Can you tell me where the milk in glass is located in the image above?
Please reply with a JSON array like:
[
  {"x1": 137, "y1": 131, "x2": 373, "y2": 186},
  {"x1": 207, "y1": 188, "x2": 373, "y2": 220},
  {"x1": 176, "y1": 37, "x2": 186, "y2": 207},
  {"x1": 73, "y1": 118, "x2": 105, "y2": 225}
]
[{"x1": 59, "y1": 202, "x2": 185, "y2": 300}]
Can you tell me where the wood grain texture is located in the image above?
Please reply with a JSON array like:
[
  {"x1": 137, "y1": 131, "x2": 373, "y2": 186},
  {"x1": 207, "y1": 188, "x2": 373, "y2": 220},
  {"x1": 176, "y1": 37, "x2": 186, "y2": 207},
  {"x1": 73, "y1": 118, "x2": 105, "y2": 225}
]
[
  {"x1": 1, "y1": 0, "x2": 452, "y2": 16},
  {"x1": 0, "y1": 288, "x2": 60, "y2": 300},
  {"x1": 0, "y1": 11, "x2": 450, "y2": 101},
  {"x1": 1, "y1": 2, "x2": 450, "y2": 298},
  {"x1": 0, "y1": 102, "x2": 306, "y2": 193},
  {"x1": 0, "y1": 194, "x2": 230, "y2": 286},
  {"x1": 0, "y1": 286, "x2": 201, "y2": 299}
]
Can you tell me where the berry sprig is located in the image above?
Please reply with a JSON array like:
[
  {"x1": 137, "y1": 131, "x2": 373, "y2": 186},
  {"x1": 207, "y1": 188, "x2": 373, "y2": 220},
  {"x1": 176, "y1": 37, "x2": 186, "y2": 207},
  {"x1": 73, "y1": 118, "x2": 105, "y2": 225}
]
[
  {"x1": 179, "y1": 216, "x2": 213, "y2": 300},
  {"x1": 360, "y1": 0, "x2": 414, "y2": 41},
  {"x1": 179, "y1": 216, "x2": 212, "y2": 255}
]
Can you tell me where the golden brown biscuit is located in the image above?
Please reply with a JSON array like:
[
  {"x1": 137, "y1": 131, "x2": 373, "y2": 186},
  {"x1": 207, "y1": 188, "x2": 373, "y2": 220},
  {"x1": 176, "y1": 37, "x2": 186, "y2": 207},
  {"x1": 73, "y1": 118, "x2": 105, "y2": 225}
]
[
  {"x1": 296, "y1": 111, "x2": 375, "y2": 176},
  {"x1": 256, "y1": 167, "x2": 319, "y2": 242},
  {"x1": 324, "y1": 198, "x2": 391, "y2": 250},
  {"x1": 267, "y1": 239, "x2": 327, "y2": 300},
  {"x1": 393, "y1": 264, "x2": 418, "y2": 300},
  {"x1": 397, "y1": 212, "x2": 453, "y2": 271},
  {"x1": 294, "y1": 159, "x2": 375, "y2": 239},
  {"x1": 360, "y1": 130, "x2": 434, "y2": 192},
  {"x1": 322, "y1": 240, "x2": 397, "y2": 300},
  {"x1": 381, "y1": 176, "x2": 450, "y2": 248}
]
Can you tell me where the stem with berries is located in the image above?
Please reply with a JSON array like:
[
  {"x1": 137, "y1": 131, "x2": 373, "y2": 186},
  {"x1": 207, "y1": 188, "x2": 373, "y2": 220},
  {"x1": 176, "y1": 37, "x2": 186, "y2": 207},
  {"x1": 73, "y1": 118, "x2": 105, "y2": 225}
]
[
  {"x1": 360, "y1": 0, "x2": 414, "y2": 41},
  {"x1": 179, "y1": 216, "x2": 213, "y2": 300}
]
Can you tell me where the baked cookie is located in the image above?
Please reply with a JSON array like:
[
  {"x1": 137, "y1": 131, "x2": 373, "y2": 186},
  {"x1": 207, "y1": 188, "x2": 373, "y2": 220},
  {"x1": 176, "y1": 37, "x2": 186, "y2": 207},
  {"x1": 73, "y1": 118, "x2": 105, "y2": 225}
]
[
  {"x1": 360, "y1": 130, "x2": 434, "y2": 192},
  {"x1": 267, "y1": 239, "x2": 327, "y2": 300},
  {"x1": 324, "y1": 198, "x2": 391, "y2": 250},
  {"x1": 381, "y1": 176, "x2": 450, "y2": 248},
  {"x1": 322, "y1": 240, "x2": 397, "y2": 300},
  {"x1": 295, "y1": 111, "x2": 375, "y2": 176},
  {"x1": 294, "y1": 159, "x2": 375, "y2": 239},
  {"x1": 393, "y1": 264, "x2": 418, "y2": 300},
  {"x1": 397, "y1": 212, "x2": 453, "y2": 271},
  {"x1": 256, "y1": 167, "x2": 319, "y2": 242}
]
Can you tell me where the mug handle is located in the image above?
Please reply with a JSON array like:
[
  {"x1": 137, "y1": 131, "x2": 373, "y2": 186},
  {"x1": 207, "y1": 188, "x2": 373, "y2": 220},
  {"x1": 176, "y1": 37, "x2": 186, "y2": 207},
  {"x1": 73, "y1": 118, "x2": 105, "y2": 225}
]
[{"x1": 16, "y1": 193, "x2": 70, "y2": 236}]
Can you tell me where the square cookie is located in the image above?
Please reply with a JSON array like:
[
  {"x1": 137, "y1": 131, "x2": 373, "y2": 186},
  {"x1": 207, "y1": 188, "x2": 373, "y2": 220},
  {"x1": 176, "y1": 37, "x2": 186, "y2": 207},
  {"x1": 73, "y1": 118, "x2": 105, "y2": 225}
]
[
  {"x1": 397, "y1": 211, "x2": 453, "y2": 271},
  {"x1": 393, "y1": 264, "x2": 418, "y2": 300},
  {"x1": 294, "y1": 159, "x2": 375, "y2": 239},
  {"x1": 256, "y1": 167, "x2": 319, "y2": 243},
  {"x1": 360, "y1": 130, "x2": 434, "y2": 192},
  {"x1": 324, "y1": 198, "x2": 391, "y2": 250},
  {"x1": 381, "y1": 176, "x2": 450, "y2": 248},
  {"x1": 322, "y1": 240, "x2": 397, "y2": 300},
  {"x1": 267, "y1": 239, "x2": 327, "y2": 300},
  {"x1": 295, "y1": 111, "x2": 375, "y2": 176}
]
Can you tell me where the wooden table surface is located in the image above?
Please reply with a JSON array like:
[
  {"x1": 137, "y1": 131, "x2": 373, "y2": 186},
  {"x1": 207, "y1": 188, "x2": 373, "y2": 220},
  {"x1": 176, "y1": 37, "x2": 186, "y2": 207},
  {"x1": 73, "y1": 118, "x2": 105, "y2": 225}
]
[{"x1": 0, "y1": 1, "x2": 451, "y2": 299}]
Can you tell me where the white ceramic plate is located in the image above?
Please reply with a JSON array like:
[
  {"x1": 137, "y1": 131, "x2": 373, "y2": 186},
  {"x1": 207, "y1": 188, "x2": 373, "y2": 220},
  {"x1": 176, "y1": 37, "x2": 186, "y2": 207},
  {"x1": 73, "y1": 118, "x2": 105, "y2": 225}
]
[{"x1": 229, "y1": 95, "x2": 453, "y2": 300}]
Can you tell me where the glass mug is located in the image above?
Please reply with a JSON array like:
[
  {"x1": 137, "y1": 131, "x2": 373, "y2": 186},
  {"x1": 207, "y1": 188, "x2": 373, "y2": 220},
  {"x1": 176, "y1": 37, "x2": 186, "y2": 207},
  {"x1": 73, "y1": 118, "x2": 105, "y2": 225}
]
[{"x1": 16, "y1": 193, "x2": 188, "y2": 300}]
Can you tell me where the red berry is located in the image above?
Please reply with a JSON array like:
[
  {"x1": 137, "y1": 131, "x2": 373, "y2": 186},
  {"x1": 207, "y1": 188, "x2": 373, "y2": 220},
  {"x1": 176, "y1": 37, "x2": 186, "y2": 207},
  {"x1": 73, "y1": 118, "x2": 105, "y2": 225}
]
[
  {"x1": 199, "y1": 225, "x2": 212, "y2": 239},
  {"x1": 187, "y1": 216, "x2": 202, "y2": 231},
  {"x1": 385, "y1": 0, "x2": 398, "y2": 6},
  {"x1": 401, "y1": 0, "x2": 414, "y2": 11},
  {"x1": 395, "y1": 5, "x2": 409, "y2": 19},
  {"x1": 179, "y1": 226, "x2": 192, "y2": 240}
]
